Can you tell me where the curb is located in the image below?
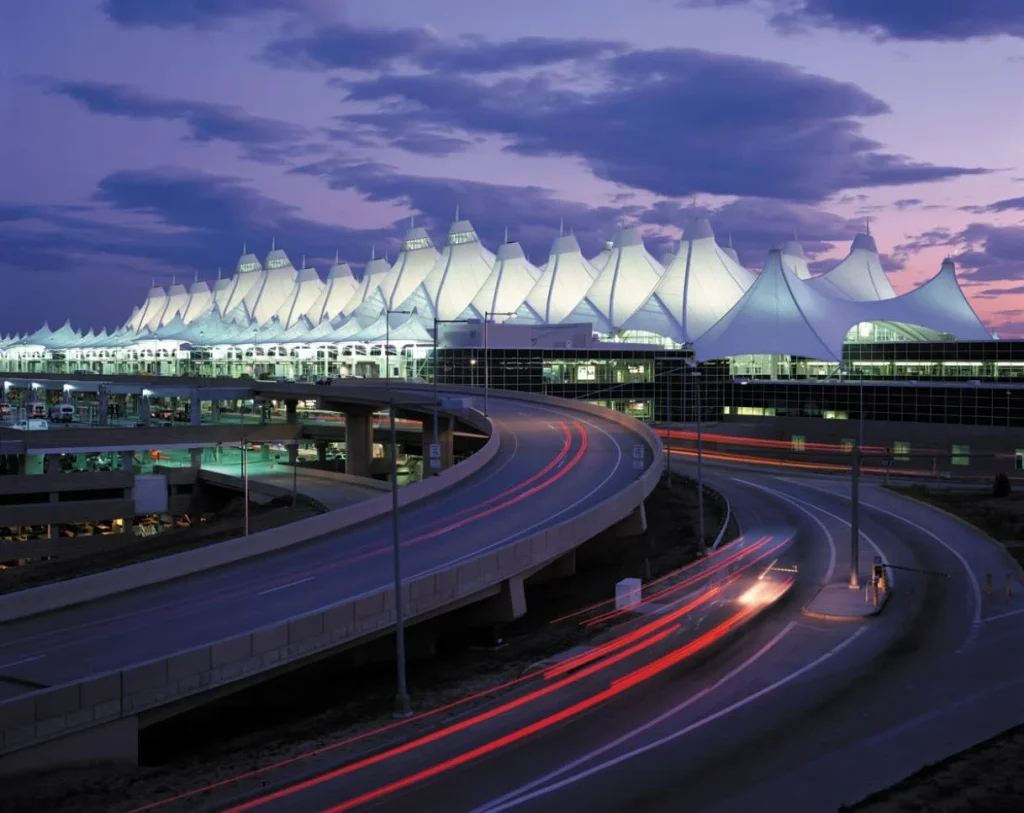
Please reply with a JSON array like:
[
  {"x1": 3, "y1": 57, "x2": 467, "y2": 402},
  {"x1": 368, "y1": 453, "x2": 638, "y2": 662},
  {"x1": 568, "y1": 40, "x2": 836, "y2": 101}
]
[
  {"x1": 801, "y1": 592, "x2": 890, "y2": 622},
  {"x1": 883, "y1": 485, "x2": 1024, "y2": 583}
]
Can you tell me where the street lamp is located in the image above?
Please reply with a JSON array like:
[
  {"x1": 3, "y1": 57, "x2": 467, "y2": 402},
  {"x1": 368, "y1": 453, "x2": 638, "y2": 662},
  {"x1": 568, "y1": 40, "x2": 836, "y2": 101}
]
[
  {"x1": 484, "y1": 311, "x2": 515, "y2": 418},
  {"x1": 241, "y1": 439, "x2": 250, "y2": 536},
  {"x1": 849, "y1": 366, "x2": 866, "y2": 590},
  {"x1": 385, "y1": 307, "x2": 413, "y2": 718},
  {"x1": 690, "y1": 360, "x2": 706, "y2": 556}
]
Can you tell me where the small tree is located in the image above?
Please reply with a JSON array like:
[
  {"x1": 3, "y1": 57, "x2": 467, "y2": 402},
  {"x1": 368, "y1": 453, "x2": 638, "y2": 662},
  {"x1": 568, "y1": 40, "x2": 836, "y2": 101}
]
[{"x1": 993, "y1": 472, "x2": 1012, "y2": 498}]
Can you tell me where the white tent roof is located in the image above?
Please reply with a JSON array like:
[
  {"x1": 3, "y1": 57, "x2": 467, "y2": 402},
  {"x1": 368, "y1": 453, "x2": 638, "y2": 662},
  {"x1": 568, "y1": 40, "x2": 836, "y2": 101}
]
[
  {"x1": 781, "y1": 240, "x2": 811, "y2": 279},
  {"x1": 306, "y1": 260, "x2": 360, "y2": 324},
  {"x1": 515, "y1": 234, "x2": 600, "y2": 325},
  {"x1": 692, "y1": 248, "x2": 868, "y2": 362},
  {"x1": 461, "y1": 239, "x2": 542, "y2": 322},
  {"x1": 212, "y1": 273, "x2": 233, "y2": 314},
  {"x1": 872, "y1": 258, "x2": 993, "y2": 341},
  {"x1": 342, "y1": 255, "x2": 390, "y2": 316},
  {"x1": 807, "y1": 232, "x2": 896, "y2": 301},
  {"x1": 380, "y1": 227, "x2": 440, "y2": 312},
  {"x1": 401, "y1": 219, "x2": 496, "y2": 321},
  {"x1": 623, "y1": 219, "x2": 755, "y2": 343},
  {"x1": 137, "y1": 285, "x2": 168, "y2": 333},
  {"x1": 245, "y1": 263, "x2": 298, "y2": 326},
  {"x1": 157, "y1": 281, "x2": 189, "y2": 328},
  {"x1": 589, "y1": 240, "x2": 614, "y2": 272},
  {"x1": 565, "y1": 227, "x2": 663, "y2": 332},
  {"x1": 274, "y1": 263, "x2": 324, "y2": 329},
  {"x1": 183, "y1": 277, "x2": 213, "y2": 324}
]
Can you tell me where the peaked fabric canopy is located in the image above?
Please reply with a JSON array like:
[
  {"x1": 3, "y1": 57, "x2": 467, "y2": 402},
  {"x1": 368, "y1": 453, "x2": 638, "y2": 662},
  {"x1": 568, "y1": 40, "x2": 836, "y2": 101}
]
[
  {"x1": 515, "y1": 234, "x2": 599, "y2": 325},
  {"x1": 402, "y1": 220, "x2": 496, "y2": 321},
  {"x1": 183, "y1": 279, "x2": 213, "y2": 325},
  {"x1": 781, "y1": 240, "x2": 811, "y2": 279},
  {"x1": 274, "y1": 265, "x2": 324, "y2": 329},
  {"x1": 462, "y1": 240, "x2": 541, "y2": 322},
  {"x1": 624, "y1": 219, "x2": 754, "y2": 343},
  {"x1": 808, "y1": 233, "x2": 896, "y2": 301},
  {"x1": 306, "y1": 261, "x2": 360, "y2": 323}
]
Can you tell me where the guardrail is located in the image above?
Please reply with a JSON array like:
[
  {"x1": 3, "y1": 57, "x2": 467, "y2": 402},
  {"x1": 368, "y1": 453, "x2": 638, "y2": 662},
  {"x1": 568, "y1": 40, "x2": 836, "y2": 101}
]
[
  {"x1": 0, "y1": 393, "x2": 663, "y2": 764},
  {"x1": 0, "y1": 411, "x2": 498, "y2": 623}
]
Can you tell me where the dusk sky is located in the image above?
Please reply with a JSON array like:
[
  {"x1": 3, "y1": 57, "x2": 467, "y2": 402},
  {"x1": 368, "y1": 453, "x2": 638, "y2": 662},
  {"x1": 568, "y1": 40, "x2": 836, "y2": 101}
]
[{"x1": 2, "y1": 0, "x2": 1023, "y2": 335}]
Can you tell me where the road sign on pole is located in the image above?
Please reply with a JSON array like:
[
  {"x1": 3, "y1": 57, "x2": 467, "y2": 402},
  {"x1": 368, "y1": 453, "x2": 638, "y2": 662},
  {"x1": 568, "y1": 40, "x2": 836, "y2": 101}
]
[
  {"x1": 429, "y1": 442, "x2": 441, "y2": 469},
  {"x1": 633, "y1": 444, "x2": 645, "y2": 470}
]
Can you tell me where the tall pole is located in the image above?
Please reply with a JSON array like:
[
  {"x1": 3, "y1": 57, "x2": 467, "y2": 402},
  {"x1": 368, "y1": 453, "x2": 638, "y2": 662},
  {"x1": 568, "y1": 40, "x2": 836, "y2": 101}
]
[
  {"x1": 484, "y1": 316, "x2": 490, "y2": 418},
  {"x1": 665, "y1": 360, "x2": 673, "y2": 486},
  {"x1": 390, "y1": 396, "x2": 411, "y2": 716},
  {"x1": 242, "y1": 441, "x2": 249, "y2": 536},
  {"x1": 695, "y1": 368, "x2": 706, "y2": 555},
  {"x1": 291, "y1": 443, "x2": 297, "y2": 509},
  {"x1": 850, "y1": 372, "x2": 864, "y2": 589},
  {"x1": 432, "y1": 316, "x2": 440, "y2": 468}
]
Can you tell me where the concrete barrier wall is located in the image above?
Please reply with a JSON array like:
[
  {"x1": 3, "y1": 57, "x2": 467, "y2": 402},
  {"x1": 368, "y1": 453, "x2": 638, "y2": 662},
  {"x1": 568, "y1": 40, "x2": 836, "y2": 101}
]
[
  {"x1": 273, "y1": 465, "x2": 390, "y2": 492},
  {"x1": 197, "y1": 469, "x2": 331, "y2": 513},
  {"x1": 0, "y1": 413, "x2": 500, "y2": 623},
  {"x1": 0, "y1": 394, "x2": 663, "y2": 762}
]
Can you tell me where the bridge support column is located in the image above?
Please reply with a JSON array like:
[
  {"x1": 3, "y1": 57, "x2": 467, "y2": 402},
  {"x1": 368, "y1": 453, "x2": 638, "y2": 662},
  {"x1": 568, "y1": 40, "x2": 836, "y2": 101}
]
[
  {"x1": 285, "y1": 399, "x2": 298, "y2": 424},
  {"x1": 139, "y1": 395, "x2": 151, "y2": 426},
  {"x1": 472, "y1": 577, "x2": 527, "y2": 624},
  {"x1": 422, "y1": 421, "x2": 454, "y2": 472},
  {"x1": 97, "y1": 385, "x2": 109, "y2": 427},
  {"x1": 615, "y1": 501, "x2": 648, "y2": 537},
  {"x1": 120, "y1": 450, "x2": 134, "y2": 473},
  {"x1": 316, "y1": 442, "x2": 328, "y2": 463},
  {"x1": 190, "y1": 390, "x2": 201, "y2": 426},
  {"x1": 189, "y1": 448, "x2": 202, "y2": 468},
  {"x1": 345, "y1": 406, "x2": 374, "y2": 477},
  {"x1": 211, "y1": 400, "x2": 221, "y2": 423},
  {"x1": 44, "y1": 454, "x2": 60, "y2": 474}
]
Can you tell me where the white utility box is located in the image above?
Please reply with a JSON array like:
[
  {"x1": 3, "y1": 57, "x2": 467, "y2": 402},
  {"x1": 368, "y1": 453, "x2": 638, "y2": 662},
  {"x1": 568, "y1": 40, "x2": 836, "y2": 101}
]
[{"x1": 615, "y1": 577, "x2": 643, "y2": 610}]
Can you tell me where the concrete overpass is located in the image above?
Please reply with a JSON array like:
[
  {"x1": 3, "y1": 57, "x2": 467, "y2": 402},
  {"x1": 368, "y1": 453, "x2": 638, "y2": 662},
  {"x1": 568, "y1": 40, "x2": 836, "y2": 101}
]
[{"x1": 0, "y1": 380, "x2": 662, "y2": 774}]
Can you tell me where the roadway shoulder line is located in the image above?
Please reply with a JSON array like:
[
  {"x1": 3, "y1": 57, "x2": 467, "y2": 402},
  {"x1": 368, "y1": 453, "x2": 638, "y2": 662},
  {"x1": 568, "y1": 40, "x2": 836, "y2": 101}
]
[{"x1": 476, "y1": 624, "x2": 867, "y2": 813}]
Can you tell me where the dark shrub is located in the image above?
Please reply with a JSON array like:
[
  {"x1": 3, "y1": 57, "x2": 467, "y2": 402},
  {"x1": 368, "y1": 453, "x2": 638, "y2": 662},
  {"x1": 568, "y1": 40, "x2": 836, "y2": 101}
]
[{"x1": 993, "y1": 472, "x2": 1012, "y2": 498}]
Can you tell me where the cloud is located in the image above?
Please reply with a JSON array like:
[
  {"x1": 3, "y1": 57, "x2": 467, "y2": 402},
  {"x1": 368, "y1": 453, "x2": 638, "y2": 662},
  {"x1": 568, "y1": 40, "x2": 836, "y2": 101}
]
[
  {"x1": 975, "y1": 284, "x2": 1024, "y2": 298},
  {"x1": 36, "y1": 78, "x2": 312, "y2": 163},
  {"x1": 954, "y1": 223, "x2": 1024, "y2": 282},
  {"x1": 101, "y1": 0, "x2": 329, "y2": 29},
  {"x1": 968, "y1": 196, "x2": 1024, "y2": 213},
  {"x1": 674, "y1": 1, "x2": 1024, "y2": 42},
  {"x1": 330, "y1": 45, "x2": 986, "y2": 201},
  {"x1": 265, "y1": 23, "x2": 622, "y2": 73},
  {"x1": 893, "y1": 198, "x2": 923, "y2": 210}
]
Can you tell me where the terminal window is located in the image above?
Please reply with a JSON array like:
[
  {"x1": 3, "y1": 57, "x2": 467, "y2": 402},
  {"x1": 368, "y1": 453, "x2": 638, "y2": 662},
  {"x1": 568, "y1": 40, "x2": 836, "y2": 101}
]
[
  {"x1": 952, "y1": 444, "x2": 970, "y2": 466},
  {"x1": 894, "y1": 441, "x2": 911, "y2": 462},
  {"x1": 1016, "y1": 449, "x2": 1024, "y2": 470},
  {"x1": 841, "y1": 438, "x2": 854, "y2": 453},
  {"x1": 791, "y1": 435, "x2": 806, "y2": 452}
]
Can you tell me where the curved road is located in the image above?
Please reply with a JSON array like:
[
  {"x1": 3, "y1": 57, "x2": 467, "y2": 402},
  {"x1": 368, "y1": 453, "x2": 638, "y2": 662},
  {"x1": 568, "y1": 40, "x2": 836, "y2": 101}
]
[
  {"x1": 211, "y1": 464, "x2": 1024, "y2": 813},
  {"x1": 0, "y1": 394, "x2": 647, "y2": 692}
]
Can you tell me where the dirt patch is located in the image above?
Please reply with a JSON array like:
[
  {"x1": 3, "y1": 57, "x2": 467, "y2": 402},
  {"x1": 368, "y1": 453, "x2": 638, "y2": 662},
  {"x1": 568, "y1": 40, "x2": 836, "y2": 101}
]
[
  {"x1": 0, "y1": 478, "x2": 732, "y2": 813},
  {"x1": 0, "y1": 497, "x2": 319, "y2": 595},
  {"x1": 885, "y1": 484, "x2": 1024, "y2": 567},
  {"x1": 844, "y1": 722, "x2": 1024, "y2": 812}
]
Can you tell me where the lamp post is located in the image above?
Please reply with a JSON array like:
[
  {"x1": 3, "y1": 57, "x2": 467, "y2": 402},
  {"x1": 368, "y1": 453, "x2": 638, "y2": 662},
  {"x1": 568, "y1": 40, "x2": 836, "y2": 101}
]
[
  {"x1": 849, "y1": 367, "x2": 865, "y2": 590},
  {"x1": 241, "y1": 439, "x2": 250, "y2": 536},
  {"x1": 693, "y1": 364, "x2": 705, "y2": 556},
  {"x1": 385, "y1": 308, "x2": 413, "y2": 717},
  {"x1": 484, "y1": 311, "x2": 515, "y2": 418}
]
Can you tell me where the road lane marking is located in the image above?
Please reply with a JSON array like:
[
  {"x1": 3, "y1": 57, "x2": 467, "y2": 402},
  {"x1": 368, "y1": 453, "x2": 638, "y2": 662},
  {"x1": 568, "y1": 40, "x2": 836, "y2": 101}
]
[
  {"x1": 777, "y1": 477, "x2": 980, "y2": 628},
  {"x1": 478, "y1": 625, "x2": 867, "y2": 812},
  {"x1": 475, "y1": 620, "x2": 798, "y2": 813},
  {"x1": 733, "y1": 478, "x2": 837, "y2": 582},
  {"x1": 258, "y1": 577, "x2": 314, "y2": 596},
  {"x1": 982, "y1": 605, "x2": 1024, "y2": 624},
  {"x1": 0, "y1": 654, "x2": 45, "y2": 670}
]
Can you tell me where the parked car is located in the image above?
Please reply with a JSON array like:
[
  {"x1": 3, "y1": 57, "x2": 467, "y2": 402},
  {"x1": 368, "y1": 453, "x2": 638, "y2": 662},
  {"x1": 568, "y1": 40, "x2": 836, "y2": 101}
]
[
  {"x1": 12, "y1": 419, "x2": 49, "y2": 431},
  {"x1": 49, "y1": 404, "x2": 75, "y2": 423}
]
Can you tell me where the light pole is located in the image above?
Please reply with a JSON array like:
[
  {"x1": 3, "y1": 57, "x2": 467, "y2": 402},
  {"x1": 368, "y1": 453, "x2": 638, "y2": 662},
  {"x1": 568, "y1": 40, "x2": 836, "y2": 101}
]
[
  {"x1": 241, "y1": 439, "x2": 250, "y2": 536},
  {"x1": 484, "y1": 311, "x2": 515, "y2": 418},
  {"x1": 386, "y1": 307, "x2": 413, "y2": 717},
  {"x1": 693, "y1": 364, "x2": 705, "y2": 556},
  {"x1": 849, "y1": 368, "x2": 865, "y2": 590}
]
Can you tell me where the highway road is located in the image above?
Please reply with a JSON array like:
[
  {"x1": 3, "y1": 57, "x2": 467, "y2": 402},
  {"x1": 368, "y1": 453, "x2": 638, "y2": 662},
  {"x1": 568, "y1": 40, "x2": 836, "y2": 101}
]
[
  {"x1": 192, "y1": 464, "x2": 1024, "y2": 813},
  {"x1": 0, "y1": 394, "x2": 647, "y2": 692}
]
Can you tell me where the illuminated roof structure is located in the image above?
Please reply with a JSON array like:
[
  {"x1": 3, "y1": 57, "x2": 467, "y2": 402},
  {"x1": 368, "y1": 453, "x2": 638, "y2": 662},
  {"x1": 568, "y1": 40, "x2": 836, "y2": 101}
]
[
  {"x1": 807, "y1": 231, "x2": 897, "y2": 301},
  {"x1": 223, "y1": 247, "x2": 266, "y2": 316},
  {"x1": 401, "y1": 219, "x2": 496, "y2": 321},
  {"x1": 182, "y1": 276, "x2": 213, "y2": 325},
  {"x1": 624, "y1": 219, "x2": 755, "y2": 343},
  {"x1": 305, "y1": 257, "x2": 360, "y2": 323},
  {"x1": 566, "y1": 227, "x2": 664, "y2": 333},
  {"x1": 158, "y1": 278, "x2": 190, "y2": 328},
  {"x1": 461, "y1": 237, "x2": 541, "y2": 322},
  {"x1": 515, "y1": 234, "x2": 599, "y2": 325},
  {"x1": 367, "y1": 226, "x2": 440, "y2": 317},
  {"x1": 781, "y1": 239, "x2": 811, "y2": 279},
  {"x1": 590, "y1": 240, "x2": 614, "y2": 272},
  {"x1": 274, "y1": 260, "x2": 324, "y2": 329},
  {"x1": 343, "y1": 252, "x2": 390, "y2": 316},
  {"x1": 243, "y1": 245, "x2": 297, "y2": 326}
]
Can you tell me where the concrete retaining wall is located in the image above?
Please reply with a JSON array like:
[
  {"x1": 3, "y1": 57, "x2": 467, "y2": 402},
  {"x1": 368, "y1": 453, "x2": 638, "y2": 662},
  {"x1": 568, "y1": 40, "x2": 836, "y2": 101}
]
[
  {"x1": 0, "y1": 394, "x2": 663, "y2": 766},
  {"x1": 274, "y1": 465, "x2": 391, "y2": 492},
  {"x1": 0, "y1": 412, "x2": 499, "y2": 623}
]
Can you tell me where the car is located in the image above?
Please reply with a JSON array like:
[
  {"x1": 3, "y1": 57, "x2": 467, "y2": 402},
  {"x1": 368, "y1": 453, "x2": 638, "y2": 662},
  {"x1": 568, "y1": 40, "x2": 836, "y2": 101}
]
[{"x1": 12, "y1": 419, "x2": 49, "y2": 431}]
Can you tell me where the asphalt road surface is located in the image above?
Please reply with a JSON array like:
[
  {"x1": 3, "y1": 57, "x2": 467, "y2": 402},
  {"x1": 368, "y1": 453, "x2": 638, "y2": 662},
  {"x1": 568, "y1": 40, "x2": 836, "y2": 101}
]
[
  {"x1": 218, "y1": 464, "x2": 1024, "y2": 813},
  {"x1": 0, "y1": 394, "x2": 647, "y2": 690}
]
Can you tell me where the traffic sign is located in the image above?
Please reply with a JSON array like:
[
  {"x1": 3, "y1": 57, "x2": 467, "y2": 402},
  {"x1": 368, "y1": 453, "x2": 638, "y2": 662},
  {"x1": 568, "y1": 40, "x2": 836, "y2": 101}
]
[
  {"x1": 429, "y1": 458, "x2": 441, "y2": 469},
  {"x1": 429, "y1": 443, "x2": 441, "y2": 459},
  {"x1": 633, "y1": 444, "x2": 645, "y2": 460}
]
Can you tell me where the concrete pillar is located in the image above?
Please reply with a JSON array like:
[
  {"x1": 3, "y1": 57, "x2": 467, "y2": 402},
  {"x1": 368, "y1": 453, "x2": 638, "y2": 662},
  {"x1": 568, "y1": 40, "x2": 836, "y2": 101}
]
[
  {"x1": 473, "y1": 577, "x2": 527, "y2": 623},
  {"x1": 615, "y1": 501, "x2": 648, "y2": 537},
  {"x1": 44, "y1": 454, "x2": 60, "y2": 474},
  {"x1": 189, "y1": 448, "x2": 202, "y2": 468},
  {"x1": 97, "y1": 385, "x2": 109, "y2": 427},
  {"x1": 261, "y1": 443, "x2": 271, "y2": 461},
  {"x1": 422, "y1": 420, "x2": 455, "y2": 472},
  {"x1": 316, "y1": 442, "x2": 328, "y2": 463},
  {"x1": 345, "y1": 406, "x2": 374, "y2": 477},
  {"x1": 190, "y1": 390, "x2": 201, "y2": 426},
  {"x1": 120, "y1": 451, "x2": 134, "y2": 473},
  {"x1": 49, "y1": 522, "x2": 60, "y2": 540},
  {"x1": 285, "y1": 399, "x2": 298, "y2": 424},
  {"x1": 139, "y1": 395, "x2": 151, "y2": 426},
  {"x1": 212, "y1": 400, "x2": 221, "y2": 423}
]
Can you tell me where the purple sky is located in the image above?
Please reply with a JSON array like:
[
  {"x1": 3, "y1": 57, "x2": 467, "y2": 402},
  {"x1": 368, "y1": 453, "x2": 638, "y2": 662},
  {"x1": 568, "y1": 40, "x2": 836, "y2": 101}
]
[{"x1": 2, "y1": 0, "x2": 1023, "y2": 335}]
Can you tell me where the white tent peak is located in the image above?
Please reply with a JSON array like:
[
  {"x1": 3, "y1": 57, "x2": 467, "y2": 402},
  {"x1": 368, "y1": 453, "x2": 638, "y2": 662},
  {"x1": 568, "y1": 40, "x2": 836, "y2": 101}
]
[
  {"x1": 808, "y1": 231, "x2": 895, "y2": 300},
  {"x1": 496, "y1": 240, "x2": 526, "y2": 261},
  {"x1": 612, "y1": 226, "x2": 644, "y2": 248},
  {"x1": 265, "y1": 246, "x2": 291, "y2": 270},
  {"x1": 400, "y1": 226, "x2": 433, "y2": 252},
  {"x1": 851, "y1": 232, "x2": 878, "y2": 253},
  {"x1": 682, "y1": 218, "x2": 715, "y2": 241},
  {"x1": 446, "y1": 220, "x2": 479, "y2": 246},
  {"x1": 552, "y1": 234, "x2": 582, "y2": 256},
  {"x1": 783, "y1": 240, "x2": 806, "y2": 259},
  {"x1": 515, "y1": 233, "x2": 599, "y2": 325},
  {"x1": 781, "y1": 238, "x2": 811, "y2": 279},
  {"x1": 236, "y1": 251, "x2": 261, "y2": 274},
  {"x1": 463, "y1": 239, "x2": 540, "y2": 322}
]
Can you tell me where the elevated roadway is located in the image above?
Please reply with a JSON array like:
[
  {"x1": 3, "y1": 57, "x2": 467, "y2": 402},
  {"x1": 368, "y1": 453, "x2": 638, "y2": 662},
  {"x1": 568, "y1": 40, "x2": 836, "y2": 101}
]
[
  {"x1": 203, "y1": 462, "x2": 1023, "y2": 813},
  {"x1": 0, "y1": 382, "x2": 661, "y2": 773}
]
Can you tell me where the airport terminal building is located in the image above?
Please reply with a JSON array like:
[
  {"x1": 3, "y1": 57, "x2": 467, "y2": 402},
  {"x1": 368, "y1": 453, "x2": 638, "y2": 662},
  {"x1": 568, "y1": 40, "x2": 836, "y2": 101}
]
[{"x1": 2, "y1": 217, "x2": 1019, "y2": 432}]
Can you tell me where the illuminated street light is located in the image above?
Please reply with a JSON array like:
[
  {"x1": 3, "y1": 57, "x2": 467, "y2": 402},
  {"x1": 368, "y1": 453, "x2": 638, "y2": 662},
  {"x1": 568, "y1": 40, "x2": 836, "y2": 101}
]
[{"x1": 484, "y1": 311, "x2": 515, "y2": 418}]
